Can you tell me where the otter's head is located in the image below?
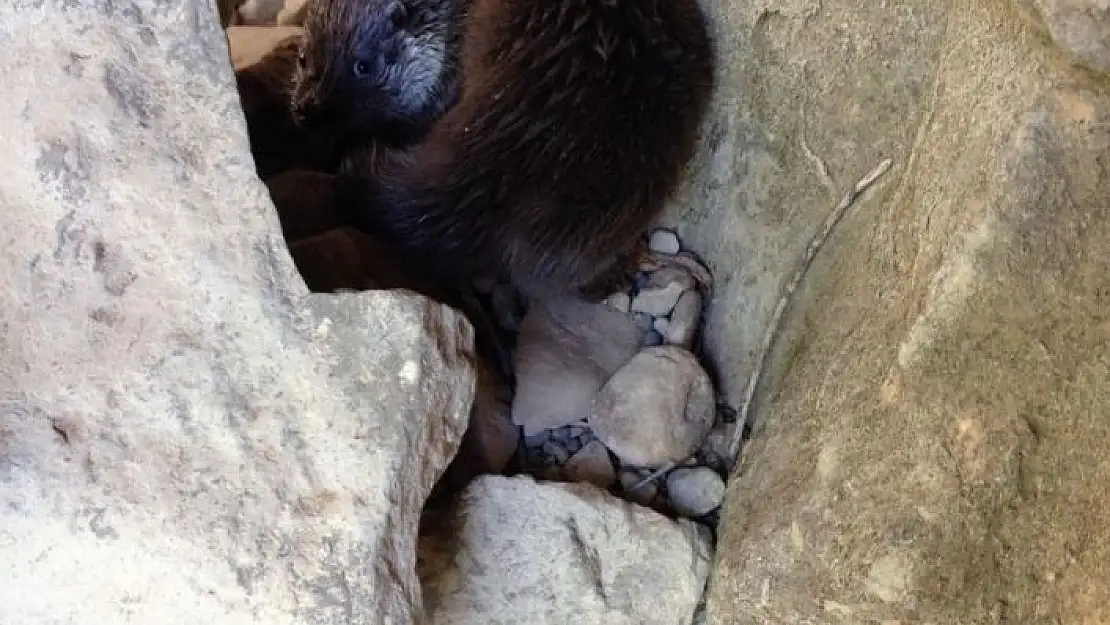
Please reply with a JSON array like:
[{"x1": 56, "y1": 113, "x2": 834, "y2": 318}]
[{"x1": 291, "y1": 0, "x2": 460, "y2": 147}]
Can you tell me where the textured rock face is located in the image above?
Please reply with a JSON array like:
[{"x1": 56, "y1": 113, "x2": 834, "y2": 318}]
[
  {"x1": 419, "y1": 475, "x2": 713, "y2": 625},
  {"x1": 659, "y1": 0, "x2": 1110, "y2": 622},
  {"x1": 1017, "y1": 0, "x2": 1110, "y2": 74},
  {"x1": 0, "y1": 2, "x2": 476, "y2": 624}
]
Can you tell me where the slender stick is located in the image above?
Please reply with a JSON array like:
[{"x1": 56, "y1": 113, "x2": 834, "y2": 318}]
[
  {"x1": 725, "y1": 158, "x2": 893, "y2": 470},
  {"x1": 628, "y1": 158, "x2": 893, "y2": 494}
]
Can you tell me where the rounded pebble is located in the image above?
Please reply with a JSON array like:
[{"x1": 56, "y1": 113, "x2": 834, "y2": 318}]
[
  {"x1": 665, "y1": 467, "x2": 726, "y2": 517},
  {"x1": 648, "y1": 228, "x2": 682, "y2": 255},
  {"x1": 589, "y1": 346, "x2": 715, "y2": 467}
]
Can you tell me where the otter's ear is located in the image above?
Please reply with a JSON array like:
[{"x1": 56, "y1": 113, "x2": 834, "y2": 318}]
[{"x1": 386, "y1": 0, "x2": 408, "y2": 29}]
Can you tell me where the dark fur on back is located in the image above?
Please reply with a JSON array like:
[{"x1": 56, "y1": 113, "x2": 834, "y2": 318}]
[
  {"x1": 291, "y1": 0, "x2": 463, "y2": 147},
  {"x1": 303, "y1": 0, "x2": 716, "y2": 301}
]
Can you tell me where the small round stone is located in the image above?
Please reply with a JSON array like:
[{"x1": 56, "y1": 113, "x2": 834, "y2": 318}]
[
  {"x1": 589, "y1": 346, "x2": 715, "y2": 467},
  {"x1": 648, "y1": 228, "x2": 682, "y2": 255},
  {"x1": 665, "y1": 467, "x2": 726, "y2": 517}
]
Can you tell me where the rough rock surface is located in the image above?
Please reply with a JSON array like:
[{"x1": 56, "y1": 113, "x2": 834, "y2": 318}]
[
  {"x1": 1016, "y1": 0, "x2": 1110, "y2": 74},
  {"x1": 590, "y1": 346, "x2": 716, "y2": 468},
  {"x1": 662, "y1": 0, "x2": 1110, "y2": 622},
  {"x1": 419, "y1": 475, "x2": 713, "y2": 625},
  {"x1": 0, "y1": 3, "x2": 476, "y2": 624}
]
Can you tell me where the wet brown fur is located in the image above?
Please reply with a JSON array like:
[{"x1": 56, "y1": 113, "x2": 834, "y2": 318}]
[
  {"x1": 235, "y1": 34, "x2": 342, "y2": 179},
  {"x1": 298, "y1": 0, "x2": 716, "y2": 301}
]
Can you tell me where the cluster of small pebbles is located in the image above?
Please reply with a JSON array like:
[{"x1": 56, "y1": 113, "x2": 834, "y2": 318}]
[{"x1": 484, "y1": 228, "x2": 732, "y2": 524}]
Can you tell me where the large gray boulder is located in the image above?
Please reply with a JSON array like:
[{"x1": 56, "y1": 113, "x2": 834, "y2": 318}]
[
  {"x1": 419, "y1": 475, "x2": 713, "y2": 625},
  {"x1": 0, "y1": 2, "x2": 476, "y2": 624},
  {"x1": 659, "y1": 0, "x2": 1110, "y2": 622}
]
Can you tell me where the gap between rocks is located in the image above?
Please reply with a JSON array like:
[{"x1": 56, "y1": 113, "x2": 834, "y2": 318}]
[{"x1": 224, "y1": 10, "x2": 742, "y2": 624}]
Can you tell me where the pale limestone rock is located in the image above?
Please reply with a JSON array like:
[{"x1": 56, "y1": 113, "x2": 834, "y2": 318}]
[
  {"x1": 420, "y1": 475, "x2": 712, "y2": 625},
  {"x1": 665, "y1": 468, "x2": 726, "y2": 518},
  {"x1": 631, "y1": 267, "x2": 696, "y2": 316},
  {"x1": 649, "y1": 228, "x2": 682, "y2": 255},
  {"x1": 0, "y1": 3, "x2": 475, "y2": 624},
  {"x1": 563, "y1": 440, "x2": 617, "y2": 488},
  {"x1": 590, "y1": 347, "x2": 715, "y2": 468},
  {"x1": 669, "y1": 0, "x2": 1110, "y2": 618},
  {"x1": 512, "y1": 297, "x2": 640, "y2": 435}
]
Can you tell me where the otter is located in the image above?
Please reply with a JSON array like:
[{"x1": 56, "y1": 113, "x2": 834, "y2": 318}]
[
  {"x1": 292, "y1": 0, "x2": 715, "y2": 301},
  {"x1": 291, "y1": 0, "x2": 463, "y2": 148}
]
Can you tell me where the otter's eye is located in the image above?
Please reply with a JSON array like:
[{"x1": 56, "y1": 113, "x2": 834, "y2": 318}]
[
  {"x1": 352, "y1": 59, "x2": 372, "y2": 78},
  {"x1": 297, "y1": 51, "x2": 307, "y2": 68}
]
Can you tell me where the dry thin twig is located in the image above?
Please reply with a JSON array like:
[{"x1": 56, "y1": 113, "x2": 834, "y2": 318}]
[
  {"x1": 627, "y1": 158, "x2": 893, "y2": 494},
  {"x1": 725, "y1": 158, "x2": 893, "y2": 470}
]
